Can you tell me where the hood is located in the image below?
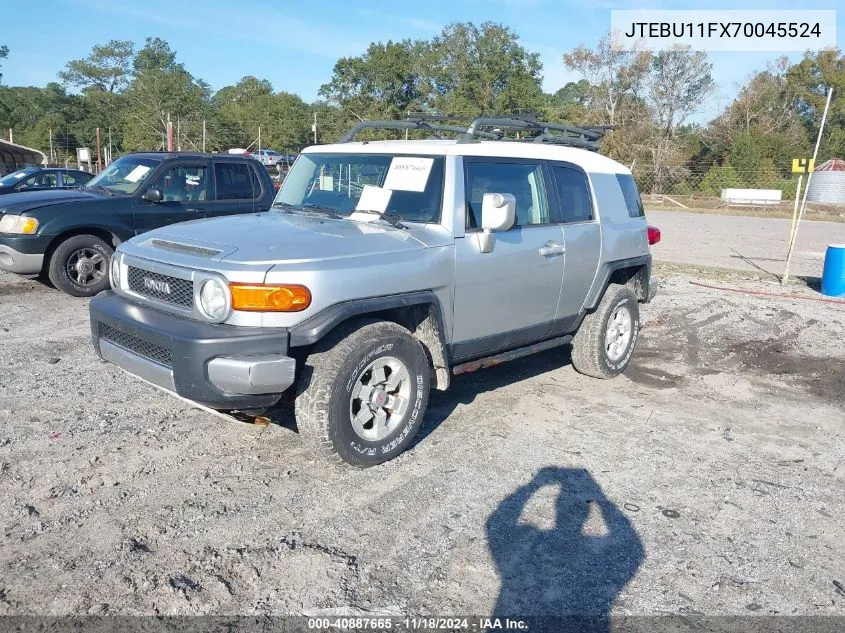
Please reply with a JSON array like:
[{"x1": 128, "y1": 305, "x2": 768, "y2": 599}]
[
  {"x1": 0, "y1": 189, "x2": 105, "y2": 214},
  {"x1": 129, "y1": 211, "x2": 427, "y2": 264}
]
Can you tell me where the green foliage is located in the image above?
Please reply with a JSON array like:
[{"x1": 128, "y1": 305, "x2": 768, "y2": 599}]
[
  {"x1": 728, "y1": 132, "x2": 763, "y2": 177},
  {"x1": 699, "y1": 164, "x2": 743, "y2": 196},
  {"x1": 59, "y1": 40, "x2": 134, "y2": 93},
  {"x1": 0, "y1": 44, "x2": 8, "y2": 83}
]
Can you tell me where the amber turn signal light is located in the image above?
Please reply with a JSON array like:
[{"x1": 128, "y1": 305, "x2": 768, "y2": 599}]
[{"x1": 230, "y1": 284, "x2": 311, "y2": 312}]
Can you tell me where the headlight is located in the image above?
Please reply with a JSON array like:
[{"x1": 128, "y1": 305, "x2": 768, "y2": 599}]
[
  {"x1": 199, "y1": 278, "x2": 230, "y2": 320},
  {"x1": 230, "y1": 283, "x2": 312, "y2": 312},
  {"x1": 0, "y1": 215, "x2": 39, "y2": 234},
  {"x1": 109, "y1": 256, "x2": 121, "y2": 288}
]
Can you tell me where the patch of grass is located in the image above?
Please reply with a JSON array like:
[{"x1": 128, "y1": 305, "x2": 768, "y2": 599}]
[
  {"x1": 653, "y1": 261, "x2": 821, "y2": 293},
  {"x1": 646, "y1": 205, "x2": 845, "y2": 223}
]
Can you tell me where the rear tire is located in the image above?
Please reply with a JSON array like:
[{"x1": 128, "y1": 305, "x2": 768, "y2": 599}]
[
  {"x1": 571, "y1": 283, "x2": 640, "y2": 379},
  {"x1": 47, "y1": 234, "x2": 113, "y2": 297},
  {"x1": 295, "y1": 318, "x2": 431, "y2": 467}
]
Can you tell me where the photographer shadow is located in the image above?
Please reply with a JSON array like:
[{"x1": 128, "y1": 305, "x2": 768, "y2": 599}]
[{"x1": 486, "y1": 467, "x2": 644, "y2": 632}]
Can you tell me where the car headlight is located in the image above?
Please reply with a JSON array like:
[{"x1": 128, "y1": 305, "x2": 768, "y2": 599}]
[
  {"x1": 109, "y1": 255, "x2": 121, "y2": 288},
  {"x1": 199, "y1": 278, "x2": 230, "y2": 320},
  {"x1": 0, "y1": 215, "x2": 39, "y2": 234}
]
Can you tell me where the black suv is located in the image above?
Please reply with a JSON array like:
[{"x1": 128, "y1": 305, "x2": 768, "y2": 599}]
[{"x1": 0, "y1": 152, "x2": 276, "y2": 296}]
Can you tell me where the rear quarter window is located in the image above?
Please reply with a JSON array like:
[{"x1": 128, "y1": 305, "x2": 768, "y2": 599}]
[
  {"x1": 214, "y1": 162, "x2": 262, "y2": 200},
  {"x1": 616, "y1": 174, "x2": 644, "y2": 218}
]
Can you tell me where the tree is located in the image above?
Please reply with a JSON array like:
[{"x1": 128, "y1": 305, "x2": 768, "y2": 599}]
[
  {"x1": 786, "y1": 48, "x2": 845, "y2": 161},
  {"x1": 122, "y1": 38, "x2": 210, "y2": 150},
  {"x1": 699, "y1": 163, "x2": 742, "y2": 196},
  {"x1": 319, "y1": 40, "x2": 424, "y2": 121},
  {"x1": 562, "y1": 32, "x2": 650, "y2": 127},
  {"x1": 0, "y1": 45, "x2": 8, "y2": 84},
  {"x1": 59, "y1": 40, "x2": 134, "y2": 93},
  {"x1": 646, "y1": 47, "x2": 714, "y2": 192},
  {"x1": 424, "y1": 22, "x2": 544, "y2": 115}
]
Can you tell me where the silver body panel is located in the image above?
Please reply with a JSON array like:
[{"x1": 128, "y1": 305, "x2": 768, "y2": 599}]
[
  {"x1": 107, "y1": 140, "x2": 652, "y2": 351},
  {"x1": 0, "y1": 245, "x2": 43, "y2": 274}
]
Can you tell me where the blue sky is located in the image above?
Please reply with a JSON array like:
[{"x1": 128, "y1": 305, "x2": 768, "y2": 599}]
[{"x1": 1, "y1": 0, "x2": 841, "y2": 124}]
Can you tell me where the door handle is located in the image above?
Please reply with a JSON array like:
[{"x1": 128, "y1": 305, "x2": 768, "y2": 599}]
[
  {"x1": 185, "y1": 208, "x2": 205, "y2": 213},
  {"x1": 538, "y1": 241, "x2": 565, "y2": 257}
]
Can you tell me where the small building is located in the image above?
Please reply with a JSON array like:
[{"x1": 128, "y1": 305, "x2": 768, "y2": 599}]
[
  {"x1": 806, "y1": 158, "x2": 845, "y2": 205},
  {"x1": 0, "y1": 139, "x2": 47, "y2": 176}
]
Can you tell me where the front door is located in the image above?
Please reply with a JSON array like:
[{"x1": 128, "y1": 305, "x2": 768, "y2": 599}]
[
  {"x1": 547, "y1": 163, "x2": 602, "y2": 321},
  {"x1": 134, "y1": 162, "x2": 210, "y2": 234},
  {"x1": 451, "y1": 159, "x2": 566, "y2": 360}
]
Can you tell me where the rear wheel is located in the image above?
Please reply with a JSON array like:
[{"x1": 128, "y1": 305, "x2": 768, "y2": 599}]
[
  {"x1": 47, "y1": 234, "x2": 113, "y2": 297},
  {"x1": 571, "y1": 283, "x2": 640, "y2": 379},
  {"x1": 295, "y1": 319, "x2": 430, "y2": 467}
]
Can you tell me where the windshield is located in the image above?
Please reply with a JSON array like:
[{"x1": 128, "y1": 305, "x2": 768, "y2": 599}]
[
  {"x1": 0, "y1": 168, "x2": 37, "y2": 186},
  {"x1": 85, "y1": 155, "x2": 161, "y2": 195},
  {"x1": 275, "y1": 153, "x2": 444, "y2": 223}
]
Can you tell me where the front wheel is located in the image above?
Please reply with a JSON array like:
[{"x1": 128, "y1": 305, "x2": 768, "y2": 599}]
[
  {"x1": 295, "y1": 319, "x2": 431, "y2": 467},
  {"x1": 571, "y1": 283, "x2": 640, "y2": 379},
  {"x1": 47, "y1": 234, "x2": 113, "y2": 297}
]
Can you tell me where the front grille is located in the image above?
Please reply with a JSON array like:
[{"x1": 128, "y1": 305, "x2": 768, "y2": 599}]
[
  {"x1": 99, "y1": 323, "x2": 173, "y2": 368},
  {"x1": 127, "y1": 267, "x2": 193, "y2": 308}
]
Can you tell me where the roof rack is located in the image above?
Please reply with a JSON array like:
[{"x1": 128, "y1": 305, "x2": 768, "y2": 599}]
[
  {"x1": 338, "y1": 118, "x2": 499, "y2": 143},
  {"x1": 337, "y1": 114, "x2": 612, "y2": 151},
  {"x1": 465, "y1": 116, "x2": 612, "y2": 151}
]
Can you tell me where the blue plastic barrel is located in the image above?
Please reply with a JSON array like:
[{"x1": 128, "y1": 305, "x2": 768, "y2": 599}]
[{"x1": 821, "y1": 244, "x2": 845, "y2": 297}]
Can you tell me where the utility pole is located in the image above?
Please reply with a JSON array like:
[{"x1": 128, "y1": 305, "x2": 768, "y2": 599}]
[
  {"x1": 783, "y1": 87, "x2": 834, "y2": 284},
  {"x1": 49, "y1": 128, "x2": 54, "y2": 164},
  {"x1": 312, "y1": 112, "x2": 317, "y2": 144},
  {"x1": 177, "y1": 117, "x2": 182, "y2": 151},
  {"x1": 7, "y1": 129, "x2": 12, "y2": 143},
  {"x1": 95, "y1": 127, "x2": 102, "y2": 172},
  {"x1": 202, "y1": 119, "x2": 206, "y2": 153},
  {"x1": 108, "y1": 127, "x2": 112, "y2": 166},
  {"x1": 258, "y1": 126, "x2": 261, "y2": 155},
  {"x1": 166, "y1": 114, "x2": 174, "y2": 152}
]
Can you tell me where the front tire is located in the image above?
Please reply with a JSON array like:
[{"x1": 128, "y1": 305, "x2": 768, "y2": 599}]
[
  {"x1": 47, "y1": 234, "x2": 113, "y2": 297},
  {"x1": 571, "y1": 283, "x2": 640, "y2": 379},
  {"x1": 295, "y1": 319, "x2": 431, "y2": 467}
]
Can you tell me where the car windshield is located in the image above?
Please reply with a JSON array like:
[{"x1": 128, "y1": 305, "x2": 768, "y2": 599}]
[
  {"x1": 274, "y1": 153, "x2": 444, "y2": 223},
  {"x1": 84, "y1": 156, "x2": 161, "y2": 195},
  {"x1": 0, "y1": 168, "x2": 37, "y2": 186}
]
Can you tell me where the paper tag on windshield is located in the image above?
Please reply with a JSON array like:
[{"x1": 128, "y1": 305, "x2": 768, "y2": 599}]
[
  {"x1": 125, "y1": 165, "x2": 151, "y2": 183},
  {"x1": 355, "y1": 185, "x2": 392, "y2": 213},
  {"x1": 383, "y1": 157, "x2": 433, "y2": 192}
]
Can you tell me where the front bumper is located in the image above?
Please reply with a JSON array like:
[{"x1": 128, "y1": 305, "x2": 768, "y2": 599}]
[
  {"x1": 0, "y1": 243, "x2": 44, "y2": 274},
  {"x1": 90, "y1": 291, "x2": 295, "y2": 410}
]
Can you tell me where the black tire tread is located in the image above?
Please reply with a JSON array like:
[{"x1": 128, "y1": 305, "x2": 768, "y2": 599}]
[
  {"x1": 295, "y1": 318, "x2": 425, "y2": 467},
  {"x1": 47, "y1": 234, "x2": 113, "y2": 297},
  {"x1": 571, "y1": 283, "x2": 638, "y2": 379}
]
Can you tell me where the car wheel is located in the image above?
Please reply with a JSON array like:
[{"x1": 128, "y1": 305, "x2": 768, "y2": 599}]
[
  {"x1": 47, "y1": 234, "x2": 113, "y2": 297},
  {"x1": 295, "y1": 318, "x2": 431, "y2": 467},
  {"x1": 571, "y1": 283, "x2": 640, "y2": 379}
]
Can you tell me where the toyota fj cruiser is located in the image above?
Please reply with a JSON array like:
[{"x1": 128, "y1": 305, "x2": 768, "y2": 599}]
[{"x1": 89, "y1": 116, "x2": 659, "y2": 466}]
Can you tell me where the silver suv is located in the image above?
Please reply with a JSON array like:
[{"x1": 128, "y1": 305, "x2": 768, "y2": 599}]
[{"x1": 89, "y1": 117, "x2": 659, "y2": 467}]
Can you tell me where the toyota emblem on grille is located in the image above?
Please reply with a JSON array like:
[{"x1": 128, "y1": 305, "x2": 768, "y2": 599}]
[{"x1": 143, "y1": 277, "x2": 171, "y2": 294}]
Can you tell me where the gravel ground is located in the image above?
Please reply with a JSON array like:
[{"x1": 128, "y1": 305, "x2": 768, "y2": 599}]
[
  {"x1": 646, "y1": 210, "x2": 845, "y2": 280},
  {"x1": 0, "y1": 261, "x2": 844, "y2": 620}
]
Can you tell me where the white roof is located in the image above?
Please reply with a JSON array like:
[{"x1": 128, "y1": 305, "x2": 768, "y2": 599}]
[{"x1": 305, "y1": 139, "x2": 630, "y2": 175}]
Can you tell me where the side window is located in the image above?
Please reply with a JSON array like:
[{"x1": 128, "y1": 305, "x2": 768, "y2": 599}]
[
  {"x1": 617, "y1": 174, "x2": 644, "y2": 218},
  {"x1": 23, "y1": 173, "x2": 57, "y2": 188},
  {"x1": 215, "y1": 162, "x2": 261, "y2": 200},
  {"x1": 551, "y1": 165, "x2": 594, "y2": 223},
  {"x1": 63, "y1": 172, "x2": 91, "y2": 186},
  {"x1": 149, "y1": 164, "x2": 208, "y2": 202},
  {"x1": 464, "y1": 161, "x2": 549, "y2": 229}
]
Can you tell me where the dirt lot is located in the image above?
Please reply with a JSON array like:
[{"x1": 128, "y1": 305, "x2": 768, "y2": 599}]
[{"x1": 0, "y1": 259, "x2": 844, "y2": 621}]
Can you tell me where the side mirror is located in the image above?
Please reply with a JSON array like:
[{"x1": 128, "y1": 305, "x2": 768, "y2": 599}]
[
  {"x1": 479, "y1": 193, "x2": 516, "y2": 253},
  {"x1": 142, "y1": 188, "x2": 162, "y2": 203}
]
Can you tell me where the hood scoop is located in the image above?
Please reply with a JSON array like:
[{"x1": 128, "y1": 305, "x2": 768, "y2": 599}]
[{"x1": 146, "y1": 239, "x2": 222, "y2": 258}]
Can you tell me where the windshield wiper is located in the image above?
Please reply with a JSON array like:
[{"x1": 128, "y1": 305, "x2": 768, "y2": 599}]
[
  {"x1": 85, "y1": 184, "x2": 116, "y2": 196},
  {"x1": 299, "y1": 203, "x2": 343, "y2": 219},
  {"x1": 353, "y1": 209, "x2": 406, "y2": 229}
]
